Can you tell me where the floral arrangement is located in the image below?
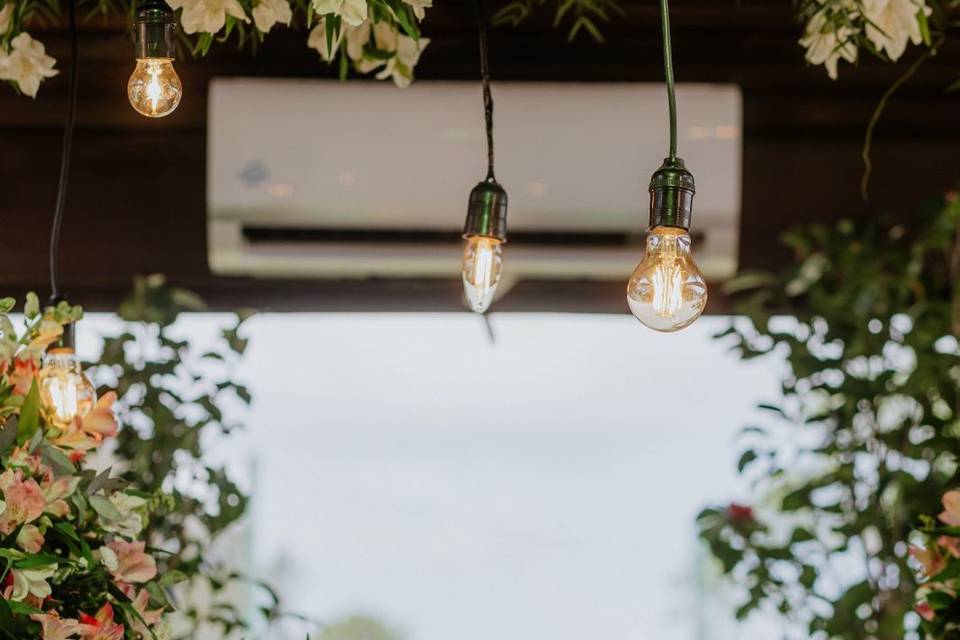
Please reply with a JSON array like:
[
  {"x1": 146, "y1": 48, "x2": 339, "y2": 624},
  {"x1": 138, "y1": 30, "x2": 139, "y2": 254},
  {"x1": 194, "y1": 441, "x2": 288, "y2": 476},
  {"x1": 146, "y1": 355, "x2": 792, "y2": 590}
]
[
  {"x1": 797, "y1": 0, "x2": 939, "y2": 79},
  {"x1": 0, "y1": 0, "x2": 430, "y2": 97},
  {"x1": 0, "y1": 293, "x2": 174, "y2": 638},
  {"x1": 913, "y1": 490, "x2": 960, "y2": 636}
]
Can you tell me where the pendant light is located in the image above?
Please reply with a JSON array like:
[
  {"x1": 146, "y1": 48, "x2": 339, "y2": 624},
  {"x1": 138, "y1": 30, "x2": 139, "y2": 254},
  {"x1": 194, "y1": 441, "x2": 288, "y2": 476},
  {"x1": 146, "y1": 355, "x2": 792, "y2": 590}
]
[
  {"x1": 37, "y1": 0, "x2": 97, "y2": 426},
  {"x1": 127, "y1": 0, "x2": 182, "y2": 118},
  {"x1": 461, "y1": 0, "x2": 507, "y2": 314},
  {"x1": 626, "y1": 0, "x2": 708, "y2": 332}
]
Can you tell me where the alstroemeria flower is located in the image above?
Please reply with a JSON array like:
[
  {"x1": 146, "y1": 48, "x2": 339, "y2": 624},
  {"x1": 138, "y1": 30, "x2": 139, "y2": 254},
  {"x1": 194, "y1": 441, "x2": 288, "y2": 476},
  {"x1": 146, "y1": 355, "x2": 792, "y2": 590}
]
[
  {"x1": 916, "y1": 601, "x2": 936, "y2": 622},
  {"x1": 8, "y1": 564, "x2": 56, "y2": 602},
  {"x1": 10, "y1": 357, "x2": 38, "y2": 396},
  {"x1": 123, "y1": 586, "x2": 164, "y2": 638},
  {"x1": 100, "y1": 540, "x2": 157, "y2": 584},
  {"x1": 798, "y1": 10, "x2": 858, "y2": 80},
  {"x1": 78, "y1": 603, "x2": 125, "y2": 640},
  {"x1": 941, "y1": 536, "x2": 960, "y2": 559},
  {"x1": 0, "y1": 3, "x2": 12, "y2": 34},
  {"x1": 53, "y1": 391, "x2": 118, "y2": 452},
  {"x1": 9, "y1": 445, "x2": 47, "y2": 476},
  {"x1": 307, "y1": 20, "x2": 343, "y2": 62},
  {"x1": 863, "y1": 0, "x2": 931, "y2": 61},
  {"x1": 41, "y1": 470, "x2": 80, "y2": 518},
  {"x1": 375, "y1": 30, "x2": 429, "y2": 88},
  {"x1": 17, "y1": 523, "x2": 44, "y2": 553},
  {"x1": 29, "y1": 320, "x2": 64, "y2": 351},
  {"x1": 252, "y1": 0, "x2": 292, "y2": 33},
  {"x1": 939, "y1": 490, "x2": 960, "y2": 526},
  {"x1": 0, "y1": 469, "x2": 46, "y2": 534},
  {"x1": 402, "y1": 0, "x2": 431, "y2": 19},
  {"x1": 166, "y1": 0, "x2": 249, "y2": 35},
  {"x1": 311, "y1": 0, "x2": 367, "y2": 27},
  {"x1": 30, "y1": 611, "x2": 84, "y2": 640}
]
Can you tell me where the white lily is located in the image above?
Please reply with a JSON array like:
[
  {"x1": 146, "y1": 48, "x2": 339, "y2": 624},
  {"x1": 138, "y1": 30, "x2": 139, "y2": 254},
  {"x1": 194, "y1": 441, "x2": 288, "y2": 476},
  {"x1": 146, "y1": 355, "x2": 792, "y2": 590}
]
[
  {"x1": 167, "y1": 0, "x2": 249, "y2": 35},
  {"x1": 799, "y1": 9, "x2": 858, "y2": 80},
  {"x1": 862, "y1": 0, "x2": 931, "y2": 61},
  {"x1": 0, "y1": 33, "x2": 58, "y2": 98},
  {"x1": 253, "y1": 0, "x2": 292, "y2": 33},
  {"x1": 312, "y1": 0, "x2": 367, "y2": 27},
  {"x1": 402, "y1": 0, "x2": 431, "y2": 20}
]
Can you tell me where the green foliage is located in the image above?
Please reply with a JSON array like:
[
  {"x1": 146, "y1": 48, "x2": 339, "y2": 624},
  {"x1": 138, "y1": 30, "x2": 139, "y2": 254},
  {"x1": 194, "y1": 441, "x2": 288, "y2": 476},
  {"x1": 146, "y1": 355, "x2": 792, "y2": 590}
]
[
  {"x1": 493, "y1": 0, "x2": 624, "y2": 42},
  {"x1": 90, "y1": 275, "x2": 271, "y2": 638},
  {"x1": 699, "y1": 193, "x2": 960, "y2": 638}
]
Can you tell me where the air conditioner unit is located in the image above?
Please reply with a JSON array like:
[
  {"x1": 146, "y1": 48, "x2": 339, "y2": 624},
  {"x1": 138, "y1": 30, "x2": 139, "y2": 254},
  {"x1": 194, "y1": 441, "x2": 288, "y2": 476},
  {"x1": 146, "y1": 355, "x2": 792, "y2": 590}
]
[{"x1": 207, "y1": 79, "x2": 741, "y2": 283}]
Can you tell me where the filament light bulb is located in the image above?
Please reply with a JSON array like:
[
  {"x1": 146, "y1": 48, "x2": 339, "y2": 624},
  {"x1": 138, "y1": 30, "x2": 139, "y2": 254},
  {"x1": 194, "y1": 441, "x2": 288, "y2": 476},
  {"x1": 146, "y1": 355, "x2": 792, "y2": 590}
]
[
  {"x1": 38, "y1": 348, "x2": 97, "y2": 426},
  {"x1": 626, "y1": 226, "x2": 707, "y2": 332},
  {"x1": 462, "y1": 236, "x2": 503, "y2": 314},
  {"x1": 128, "y1": 58, "x2": 181, "y2": 118}
]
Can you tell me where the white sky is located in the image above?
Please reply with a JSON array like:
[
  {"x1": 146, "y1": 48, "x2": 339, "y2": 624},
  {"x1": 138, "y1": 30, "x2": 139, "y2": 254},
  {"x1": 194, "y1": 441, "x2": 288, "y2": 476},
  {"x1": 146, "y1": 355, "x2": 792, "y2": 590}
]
[{"x1": 82, "y1": 312, "x2": 781, "y2": 640}]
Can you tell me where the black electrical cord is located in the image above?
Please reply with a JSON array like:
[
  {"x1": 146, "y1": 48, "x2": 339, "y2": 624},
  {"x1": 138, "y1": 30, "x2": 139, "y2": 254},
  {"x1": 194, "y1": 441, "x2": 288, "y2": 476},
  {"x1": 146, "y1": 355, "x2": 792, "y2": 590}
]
[
  {"x1": 475, "y1": 0, "x2": 495, "y2": 182},
  {"x1": 50, "y1": 0, "x2": 79, "y2": 300},
  {"x1": 659, "y1": 0, "x2": 677, "y2": 161}
]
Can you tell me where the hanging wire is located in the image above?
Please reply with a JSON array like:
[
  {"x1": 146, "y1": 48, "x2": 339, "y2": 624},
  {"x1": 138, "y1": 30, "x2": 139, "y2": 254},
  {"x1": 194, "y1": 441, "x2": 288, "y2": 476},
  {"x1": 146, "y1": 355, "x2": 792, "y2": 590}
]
[
  {"x1": 50, "y1": 0, "x2": 79, "y2": 300},
  {"x1": 659, "y1": 0, "x2": 678, "y2": 160},
  {"x1": 475, "y1": 0, "x2": 495, "y2": 181}
]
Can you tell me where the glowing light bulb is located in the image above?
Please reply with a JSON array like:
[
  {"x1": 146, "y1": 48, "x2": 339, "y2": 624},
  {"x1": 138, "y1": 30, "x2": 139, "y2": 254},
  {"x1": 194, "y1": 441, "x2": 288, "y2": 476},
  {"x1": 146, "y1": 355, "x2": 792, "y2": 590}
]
[
  {"x1": 38, "y1": 348, "x2": 97, "y2": 426},
  {"x1": 127, "y1": 58, "x2": 181, "y2": 118},
  {"x1": 462, "y1": 236, "x2": 503, "y2": 313},
  {"x1": 626, "y1": 226, "x2": 708, "y2": 332}
]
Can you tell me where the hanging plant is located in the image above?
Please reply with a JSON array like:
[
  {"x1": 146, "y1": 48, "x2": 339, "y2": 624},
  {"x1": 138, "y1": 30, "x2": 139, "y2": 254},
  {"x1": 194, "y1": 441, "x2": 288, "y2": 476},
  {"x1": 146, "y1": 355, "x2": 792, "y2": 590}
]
[
  {"x1": 0, "y1": 0, "x2": 431, "y2": 98},
  {"x1": 912, "y1": 488, "x2": 960, "y2": 636},
  {"x1": 0, "y1": 294, "x2": 175, "y2": 638},
  {"x1": 697, "y1": 192, "x2": 960, "y2": 637}
]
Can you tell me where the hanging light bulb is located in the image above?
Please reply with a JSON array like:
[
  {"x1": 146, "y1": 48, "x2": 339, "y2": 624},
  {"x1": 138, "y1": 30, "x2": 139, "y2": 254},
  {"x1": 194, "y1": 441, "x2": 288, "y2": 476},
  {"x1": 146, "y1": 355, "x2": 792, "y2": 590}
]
[
  {"x1": 461, "y1": 0, "x2": 508, "y2": 314},
  {"x1": 627, "y1": 159, "x2": 708, "y2": 332},
  {"x1": 128, "y1": 1, "x2": 181, "y2": 118},
  {"x1": 38, "y1": 318, "x2": 96, "y2": 425},
  {"x1": 626, "y1": 0, "x2": 708, "y2": 332},
  {"x1": 462, "y1": 181, "x2": 507, "y2": 313}
]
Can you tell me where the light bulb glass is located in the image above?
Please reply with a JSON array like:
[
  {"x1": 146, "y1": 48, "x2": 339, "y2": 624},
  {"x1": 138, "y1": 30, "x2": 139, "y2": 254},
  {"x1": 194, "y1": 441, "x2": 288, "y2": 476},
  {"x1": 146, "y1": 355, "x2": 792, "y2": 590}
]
[
  {"x1": 127, "y1": 58, "x2": 182, "y2": 118},
  {"x1": 462, "y1": 236, "x2": 503, "y2": 313},
  {"x1": 626, "y1": 226, "x2": 708, "y2": 332},
  {"x1": 38, "y1": 349, "x2": 97, "y2": 426}
]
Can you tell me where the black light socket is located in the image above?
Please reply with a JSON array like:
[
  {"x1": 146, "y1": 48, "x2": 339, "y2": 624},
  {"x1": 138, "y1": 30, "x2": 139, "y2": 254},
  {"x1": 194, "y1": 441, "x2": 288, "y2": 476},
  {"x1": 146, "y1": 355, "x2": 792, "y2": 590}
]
[
  {"x1": 648, "y1": 157, "x2": 695, "y2": 231},
  {"x1": 134, "y1": 0, "x2": 177, "y2": 60},
  {"x1": 463, "y1": 179, "x2": 508, "y2": 242}
]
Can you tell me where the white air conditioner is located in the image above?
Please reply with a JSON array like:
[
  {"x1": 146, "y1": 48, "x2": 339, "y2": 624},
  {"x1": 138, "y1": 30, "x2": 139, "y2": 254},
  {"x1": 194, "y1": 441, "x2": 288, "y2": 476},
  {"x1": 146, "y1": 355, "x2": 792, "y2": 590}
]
[{"x1": 207, "y1": 79, "x2": 741, "y2": 283}]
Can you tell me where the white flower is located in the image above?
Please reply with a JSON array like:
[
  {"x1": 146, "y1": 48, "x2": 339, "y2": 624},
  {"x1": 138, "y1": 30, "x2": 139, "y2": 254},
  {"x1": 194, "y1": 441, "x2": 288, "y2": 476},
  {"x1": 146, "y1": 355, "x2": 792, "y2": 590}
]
[
  {"x1": 307, "y1": 20, "x2": 342, "y2": 61},
  {"x1": 311, "y1": 0, "x2": 367, "y2": 27},
  {"x1": 0, "y1": 33, "x2": 58, "y2": 98},
  {"x1": 9, "y1": 565, "x2": 56, "y2": 602},
  {"x1": 344, "y1": 19, "x2": 371, "y2": 60},
  {"x1": 799, "y1": 9, "x2": 858, "y2": 80},
  {"x1": 98, "y1": 491, "x2": 147, "y2": 538},
  {"x1": 252, "y1": 0, "x2": 292, "y2": 33},
  {"x1": 402, "y1": 0, "x2": 431, "y2": 20},
  {"x1": 376, "y1": 29, "x2": 428, "y2": 87},
  {"x1": 0, "y1": 3, "x2": 13, "y2": 35},
  {"x1": 166, "y1": 0, "x2": 249, "y2": 35},
  {"x1": 862, "y1": 0, "x2": 931, "y2": 61}
]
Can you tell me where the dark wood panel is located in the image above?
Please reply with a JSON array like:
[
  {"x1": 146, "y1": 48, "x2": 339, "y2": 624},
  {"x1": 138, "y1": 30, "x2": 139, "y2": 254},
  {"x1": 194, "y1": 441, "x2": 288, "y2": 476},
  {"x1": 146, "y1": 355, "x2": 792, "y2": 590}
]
[{"x1": 3, "y1": 0, "x2": 959, "y2": 311}]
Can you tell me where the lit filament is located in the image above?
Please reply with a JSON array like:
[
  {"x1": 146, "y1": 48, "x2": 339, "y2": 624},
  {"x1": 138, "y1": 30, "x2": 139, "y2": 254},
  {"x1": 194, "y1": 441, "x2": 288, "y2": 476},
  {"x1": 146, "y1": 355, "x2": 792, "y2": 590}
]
[
  {"x1": 462, "y1": 236, "x2": 503, "y2": 313},
  {"x1": 146, "y1": 65, "x2": 163, "y2": 112},
  {"x1": 651, "y1": 252, "x2": 684, "y2": 317}
]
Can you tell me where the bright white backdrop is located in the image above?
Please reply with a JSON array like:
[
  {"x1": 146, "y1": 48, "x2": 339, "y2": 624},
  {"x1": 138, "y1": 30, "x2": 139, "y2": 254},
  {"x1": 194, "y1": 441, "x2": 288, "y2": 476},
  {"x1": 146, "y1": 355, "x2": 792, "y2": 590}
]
[{"x1": 83, "y1": 312, "x2": 781, "y2": 640}]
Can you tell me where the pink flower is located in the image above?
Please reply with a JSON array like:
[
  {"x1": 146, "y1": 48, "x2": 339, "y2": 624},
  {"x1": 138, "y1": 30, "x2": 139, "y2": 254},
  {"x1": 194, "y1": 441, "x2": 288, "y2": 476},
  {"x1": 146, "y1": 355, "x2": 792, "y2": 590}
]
[
  {"x1": 30, "y1": 611, "x2": 83, "y2": 640},
  {"x1": 9, "y1": 445, "x2": 46, "y2": 476},
  {"x1": 939, "y1": 490, "x2": 960, "y2": 527},
  {"x1": 53, "y1": 392, "x2": 118, "y2": 452},
  {"x1": 78, "y1": 603, "x2": 125, "y2": 640},
  {"x1": 123, "y1": 586, "x2": 164, "y2": 637},
  {"x1": 41, "y1": 471, "x2": 80, "y2": 518},
  {"x1": 916, "y1": 601, "x2": 936, "y2": 621},
  {"x1": 727, "y1": 503, "x2": 754, "y2": 523},
  {"x1": 101, "y1": 541, "x2": 157, "y2": 584},
  {"x1": 939, "y1": 536, "x2": 960, "y2": 559},
  {"x1": 10, "y1": 358, "x2": 38, "y2": 396},
  {"x1": 0, "y1": 469, "x2": 46, "y2": 535},
  {"x1": 17, "y1": 524, "x2": 44, "y2": 553}
]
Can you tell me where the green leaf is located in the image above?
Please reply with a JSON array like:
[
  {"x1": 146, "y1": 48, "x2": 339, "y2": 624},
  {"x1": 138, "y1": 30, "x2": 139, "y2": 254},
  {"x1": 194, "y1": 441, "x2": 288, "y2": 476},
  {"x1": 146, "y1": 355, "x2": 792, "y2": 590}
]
[
  {"x1": 17, "y1": 379, "x2": 40, "y2": 446},
  {"x1": 737, "y1": 450, "x2": 758, "y2": 473},
  {"x1": 89, "y1": 494, "x2": 122, "y2": 521},
  {"x1": 24, "y1": 293, "x2": 39, "y2": 319},
  {"x1": 0, "y1": 298, "x2": 14, "y2": 314}
]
